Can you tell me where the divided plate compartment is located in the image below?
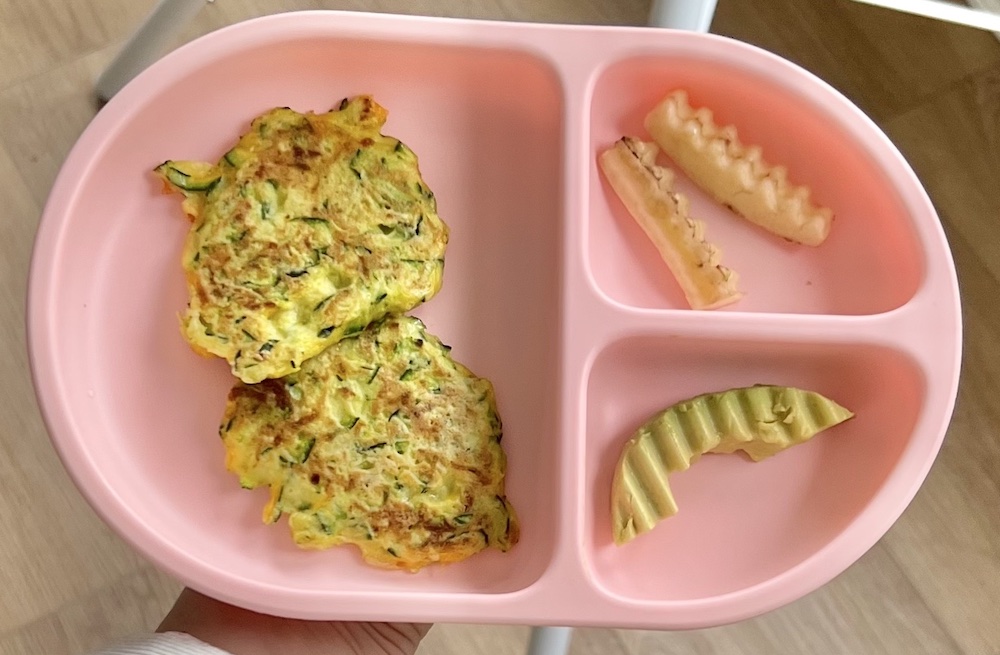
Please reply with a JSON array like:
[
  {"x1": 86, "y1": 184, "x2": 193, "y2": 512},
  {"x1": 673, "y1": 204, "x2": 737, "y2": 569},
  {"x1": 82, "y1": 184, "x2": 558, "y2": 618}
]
[{"x1": 27, "y1": 11, "x2": 961, "y2": 629}]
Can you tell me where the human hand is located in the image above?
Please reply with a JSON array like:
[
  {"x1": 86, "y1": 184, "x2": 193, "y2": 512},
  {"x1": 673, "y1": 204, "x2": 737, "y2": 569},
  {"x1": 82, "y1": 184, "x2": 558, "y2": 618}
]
[{"x1": 157, "y1": 589, "x2": 430, "y2": 655}]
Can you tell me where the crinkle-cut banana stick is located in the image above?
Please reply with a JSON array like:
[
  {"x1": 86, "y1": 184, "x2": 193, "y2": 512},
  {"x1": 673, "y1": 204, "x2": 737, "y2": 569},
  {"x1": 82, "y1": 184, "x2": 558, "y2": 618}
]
[
  {"x1": 599, "y1": 137, "x2": 741, "y2": 310},
  {"x1": 611, "y1": 385, "x2": 854, "y2": 545},
  {"x1": 644, "y1": 90, "x2": 834, "y2": 247}
]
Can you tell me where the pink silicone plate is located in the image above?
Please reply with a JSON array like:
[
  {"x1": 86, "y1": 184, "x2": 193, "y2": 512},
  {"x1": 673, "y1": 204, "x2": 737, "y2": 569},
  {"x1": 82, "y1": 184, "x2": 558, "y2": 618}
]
[{"x1": 28, "y1": 11, "x2": 961, "y2": 629}]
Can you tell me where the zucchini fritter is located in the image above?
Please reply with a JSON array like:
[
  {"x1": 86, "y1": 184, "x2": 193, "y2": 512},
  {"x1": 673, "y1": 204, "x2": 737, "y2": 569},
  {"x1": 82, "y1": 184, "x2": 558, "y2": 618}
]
[
  {"x1": 221, "y1": 316, "x2": 519, "y2": 571},
  {"x1": 155, "y1": 96, "x2": 448, "y2": 383}
]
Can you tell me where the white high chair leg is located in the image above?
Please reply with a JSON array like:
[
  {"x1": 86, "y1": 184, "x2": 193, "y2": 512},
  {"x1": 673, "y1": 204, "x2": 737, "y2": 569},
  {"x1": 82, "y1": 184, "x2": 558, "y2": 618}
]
[
  {"x1": 648, "y1": 0, "x2": 719, "y2": 31},
  {"x1": 96, "y1": 0, "x2": 211, "y2": 102},
  {"x1": 526, "y1": 626, "x2": 573, "y2": 655}
]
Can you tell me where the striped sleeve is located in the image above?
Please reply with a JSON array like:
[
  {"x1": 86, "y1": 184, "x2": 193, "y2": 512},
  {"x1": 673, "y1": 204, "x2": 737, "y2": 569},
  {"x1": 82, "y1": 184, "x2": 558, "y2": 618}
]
[{"x1": 91, "y1": 632, "x2": 233, "y2": 655}]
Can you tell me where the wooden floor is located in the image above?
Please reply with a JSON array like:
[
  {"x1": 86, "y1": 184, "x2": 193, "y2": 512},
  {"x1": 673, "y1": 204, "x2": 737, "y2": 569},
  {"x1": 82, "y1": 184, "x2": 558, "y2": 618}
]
[{"x1": 1, "y1": 1, "x2": 998, "y2": 653}]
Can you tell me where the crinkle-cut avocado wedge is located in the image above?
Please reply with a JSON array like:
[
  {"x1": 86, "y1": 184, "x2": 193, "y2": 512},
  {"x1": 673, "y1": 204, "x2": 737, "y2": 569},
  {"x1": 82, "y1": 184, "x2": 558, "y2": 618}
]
[{"x1": 612, "y1": 385, "x2": 854, "y2": 545}]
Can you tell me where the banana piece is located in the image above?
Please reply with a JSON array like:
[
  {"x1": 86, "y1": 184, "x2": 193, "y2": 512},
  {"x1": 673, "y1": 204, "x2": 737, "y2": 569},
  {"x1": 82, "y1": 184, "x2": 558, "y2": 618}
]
[
  {"x1": 612, "y1": 385, "x2": 854, "y2": 545},
  {"x1": 644, "y1": 90, "x2": 834, "y2": 246},
  {"x1": 598, "y1": 137, "x2": 741, "y2": 310}
]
